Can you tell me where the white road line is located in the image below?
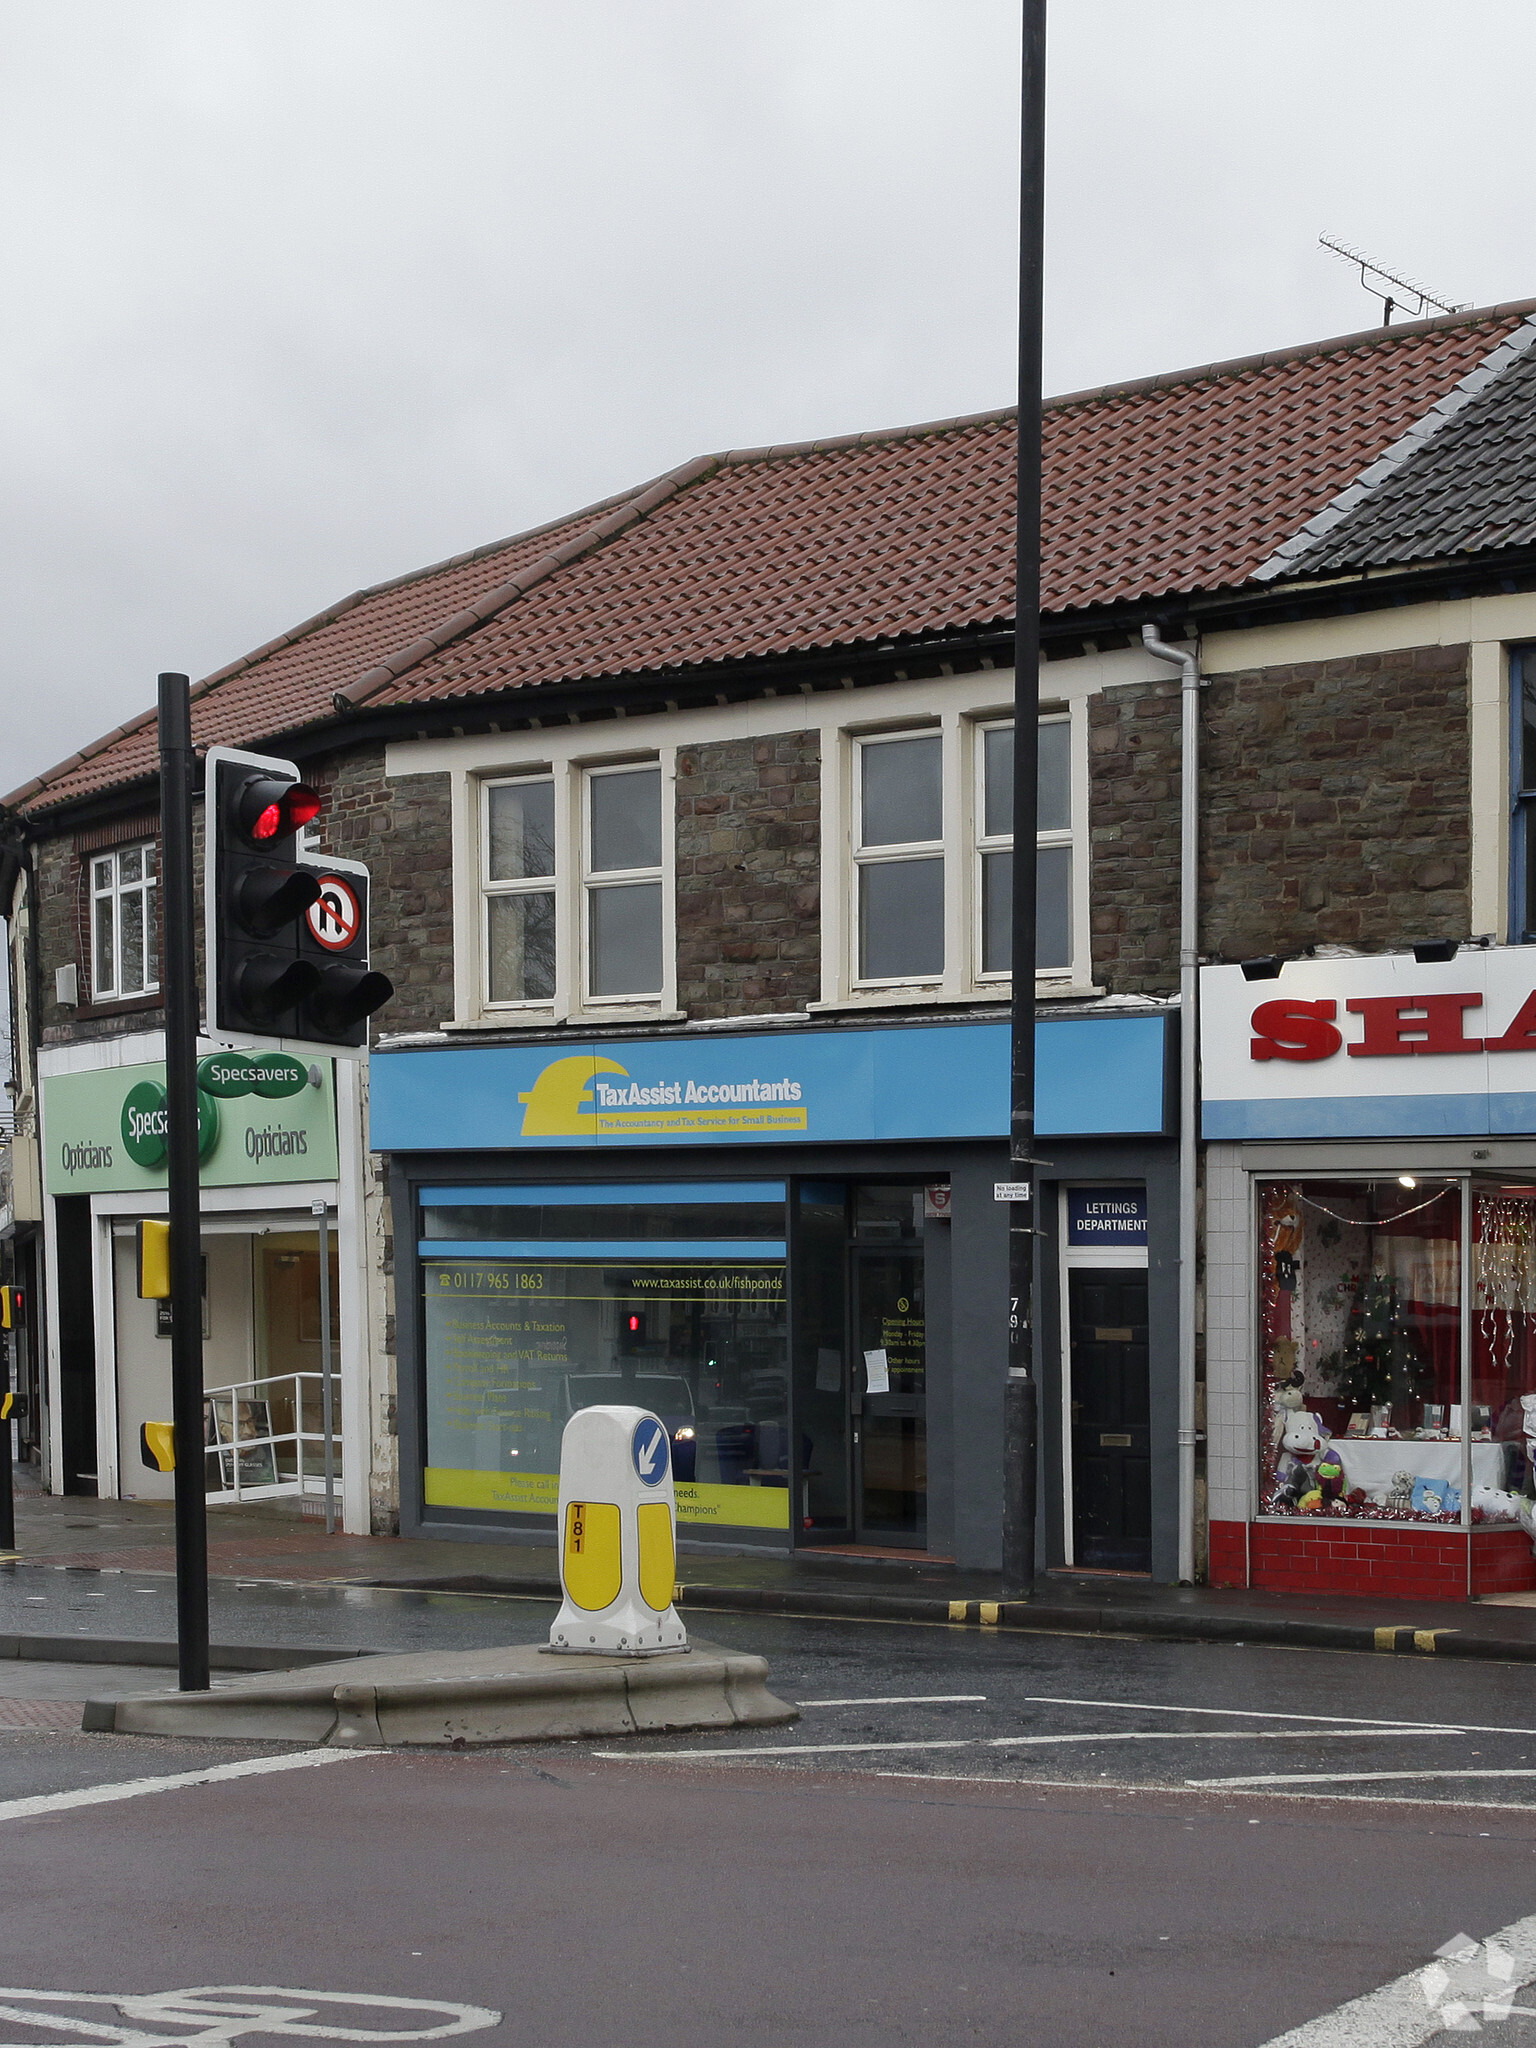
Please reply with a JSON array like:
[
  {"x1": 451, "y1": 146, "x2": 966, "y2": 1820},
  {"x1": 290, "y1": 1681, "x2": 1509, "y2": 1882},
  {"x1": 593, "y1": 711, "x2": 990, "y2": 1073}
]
[
  {"x1": 1260, "y1": 1908, "x2": 1536, "y2": 2046},
  {"x1": 1190, "y1": 1767, "x2": 1536, "y2": 1790},
  {"x1": 992, "y1": 1728, "x2": 1465, "y2": 1748},
  {"x1": 0, "y1": 1747, "x2": 376, "y2": 1823},
  {"x1": 593, "y1": 1738, "x2": 976, "y2": 1761},
  {"x1": 1032, "y1": 1694, "x2": 1536, "y2": 1740},
  {"x1": 597, "y1": 1725, "x2": 1467, "y2": 1766},
  {"x1": 795, "y1": 1695, "x2": 987, "y2": 1708},
  {"x1": 1025, "y1": 1694, "x2": 1486, "y2": 1732}
]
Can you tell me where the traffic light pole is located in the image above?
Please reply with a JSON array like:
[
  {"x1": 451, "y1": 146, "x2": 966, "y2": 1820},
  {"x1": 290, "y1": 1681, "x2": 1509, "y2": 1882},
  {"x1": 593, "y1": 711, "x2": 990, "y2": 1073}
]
[
  {"x1": 1002, "y1": 0, "x2": 1047, "y2": 1599},
  {"x1": 158, "y1": 673, "x2": 211, "y2": 1693}
]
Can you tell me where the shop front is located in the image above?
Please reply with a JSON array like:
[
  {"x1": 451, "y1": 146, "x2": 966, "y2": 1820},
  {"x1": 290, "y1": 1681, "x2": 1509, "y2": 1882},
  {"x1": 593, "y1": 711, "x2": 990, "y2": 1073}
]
[
  {"x1": 38, "y1": 1035, "x2": 368, "y2": 1525},
  {"x1": 1202, "y1": 949, "x2": 1536, "y2": 1599},
  {"x1": 371, "y1": 1011, "x2": 1179, "y2": 1570}
]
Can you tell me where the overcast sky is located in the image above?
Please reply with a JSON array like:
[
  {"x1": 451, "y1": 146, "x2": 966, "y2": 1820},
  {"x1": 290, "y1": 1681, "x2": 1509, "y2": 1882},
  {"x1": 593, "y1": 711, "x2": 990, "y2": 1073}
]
[{"x1": 2, "y1": 0, "x2": 1532, "y2": 796}]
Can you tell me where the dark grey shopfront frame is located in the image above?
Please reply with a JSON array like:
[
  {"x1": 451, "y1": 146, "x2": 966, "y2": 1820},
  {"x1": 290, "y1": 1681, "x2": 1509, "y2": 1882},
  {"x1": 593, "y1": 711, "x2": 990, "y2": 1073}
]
[{"x1": 388, "y1": 1130, "x2": 1180, "y2": 1576}]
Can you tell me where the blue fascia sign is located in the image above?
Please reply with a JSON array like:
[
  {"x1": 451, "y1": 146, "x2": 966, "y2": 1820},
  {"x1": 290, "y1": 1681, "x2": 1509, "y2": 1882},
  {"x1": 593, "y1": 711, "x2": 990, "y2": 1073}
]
[{"x1": 369, "y1": 1014, "x2": 1172, "y2": 1152}]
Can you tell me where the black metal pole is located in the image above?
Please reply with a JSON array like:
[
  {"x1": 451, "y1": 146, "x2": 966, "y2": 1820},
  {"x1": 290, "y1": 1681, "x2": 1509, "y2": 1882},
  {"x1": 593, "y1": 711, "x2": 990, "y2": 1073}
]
[
  {"x1": 1003, "y1": 0, "x2": 1047, "y2": 1600},
  {"x1": 0, "y1": 1357, "x2": 15, "y2": 1554},
  {"x1": 157, "y1": 673, "x2": 210, "y2": 1692}
]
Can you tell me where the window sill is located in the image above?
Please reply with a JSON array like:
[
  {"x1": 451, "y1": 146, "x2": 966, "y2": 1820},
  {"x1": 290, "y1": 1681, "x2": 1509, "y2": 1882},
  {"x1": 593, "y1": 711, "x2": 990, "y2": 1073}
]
[
  {"x1": 441, "y1": 1009, "x2": 686, "y2": 1032},
  {"x1": 808, "y1": 980, "x2": 1103, "y2": 1014}
]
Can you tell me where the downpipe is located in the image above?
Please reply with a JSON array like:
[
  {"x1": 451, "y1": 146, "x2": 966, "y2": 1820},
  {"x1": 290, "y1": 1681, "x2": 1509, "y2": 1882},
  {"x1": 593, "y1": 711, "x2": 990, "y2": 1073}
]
[{"x1": 1141, "y1": 621, "x2": 1202, "y2": 1586}]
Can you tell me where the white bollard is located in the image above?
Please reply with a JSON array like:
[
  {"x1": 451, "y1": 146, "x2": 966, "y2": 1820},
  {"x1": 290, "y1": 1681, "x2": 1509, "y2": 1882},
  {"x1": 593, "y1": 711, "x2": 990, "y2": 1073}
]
[{"x1": 549, "y1": 1405, "x2": 688, "y2": 1655}]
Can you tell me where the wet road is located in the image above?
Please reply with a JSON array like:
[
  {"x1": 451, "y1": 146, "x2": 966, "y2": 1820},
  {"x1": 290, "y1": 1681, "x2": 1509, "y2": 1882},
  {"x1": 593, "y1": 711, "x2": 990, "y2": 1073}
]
[{"x1": 7, "y1": 1573, "x2": 1536, "y2": 2038}]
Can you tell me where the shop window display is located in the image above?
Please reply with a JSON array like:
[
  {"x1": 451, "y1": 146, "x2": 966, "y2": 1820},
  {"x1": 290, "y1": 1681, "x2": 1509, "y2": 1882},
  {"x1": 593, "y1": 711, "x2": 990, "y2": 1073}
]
[{"x1": 1258, "y1": 1178, "x2": 1536, "y2": 1528}]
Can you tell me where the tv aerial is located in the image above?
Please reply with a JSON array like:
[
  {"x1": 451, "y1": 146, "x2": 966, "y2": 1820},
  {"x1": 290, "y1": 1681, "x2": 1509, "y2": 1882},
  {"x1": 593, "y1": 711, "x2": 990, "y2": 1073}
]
[{"x1": 1319, "y1": 234, "x2": 1468, "y2": 325}]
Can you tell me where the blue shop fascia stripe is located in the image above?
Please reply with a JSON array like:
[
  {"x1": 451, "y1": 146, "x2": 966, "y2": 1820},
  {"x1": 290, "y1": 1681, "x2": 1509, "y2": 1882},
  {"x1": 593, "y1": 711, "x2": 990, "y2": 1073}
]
[{"x1": 1202, "y1": 1091, "x2": 1536, "y2": 1141}]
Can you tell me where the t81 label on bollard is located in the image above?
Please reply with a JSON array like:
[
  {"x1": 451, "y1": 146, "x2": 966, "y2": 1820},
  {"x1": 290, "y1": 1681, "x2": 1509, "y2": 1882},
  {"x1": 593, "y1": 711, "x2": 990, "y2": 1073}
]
[{"x1": 550, "y1": 1404, "x2": 688, "y2": 1656}]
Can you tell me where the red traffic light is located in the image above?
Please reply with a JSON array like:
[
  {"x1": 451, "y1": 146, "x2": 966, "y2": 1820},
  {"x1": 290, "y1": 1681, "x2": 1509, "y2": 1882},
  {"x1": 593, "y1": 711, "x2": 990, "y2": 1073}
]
[{"x1": 235, "y1": 774, "x2": 321, "y2": 847}]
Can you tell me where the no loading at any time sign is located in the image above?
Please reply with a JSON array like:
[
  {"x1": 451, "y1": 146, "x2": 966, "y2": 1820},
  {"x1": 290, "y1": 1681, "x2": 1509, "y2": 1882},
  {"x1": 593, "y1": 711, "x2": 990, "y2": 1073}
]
[{"x1": 306, "y1": 875, "x2": 361, "y2": 951}]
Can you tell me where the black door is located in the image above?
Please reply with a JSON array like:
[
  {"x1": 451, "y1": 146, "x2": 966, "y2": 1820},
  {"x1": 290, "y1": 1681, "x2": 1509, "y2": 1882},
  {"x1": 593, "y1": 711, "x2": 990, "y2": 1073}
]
[
  {"x1": 851, "y1": 1247, "x2": 925, "y2": 1546},
  {"x1": 1068, "y1": 1268, "x2": 1150, "y2": 1571}
]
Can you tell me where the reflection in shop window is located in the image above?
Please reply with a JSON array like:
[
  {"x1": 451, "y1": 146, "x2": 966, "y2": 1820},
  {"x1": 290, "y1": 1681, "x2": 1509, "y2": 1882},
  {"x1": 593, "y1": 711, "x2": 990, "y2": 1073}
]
[{"x1": 420, "y1": 1188, "x2": 792, "y2": 1533}]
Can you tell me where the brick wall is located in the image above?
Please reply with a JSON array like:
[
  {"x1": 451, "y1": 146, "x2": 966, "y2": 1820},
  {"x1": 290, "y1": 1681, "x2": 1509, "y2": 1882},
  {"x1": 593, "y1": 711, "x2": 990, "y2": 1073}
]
[
  {"x1": 1201, "y1": 642, "x2": 1471, "y2": 961},
  {"x1": 674, "y1": 732, "x2": 820, "y2": 1017}
]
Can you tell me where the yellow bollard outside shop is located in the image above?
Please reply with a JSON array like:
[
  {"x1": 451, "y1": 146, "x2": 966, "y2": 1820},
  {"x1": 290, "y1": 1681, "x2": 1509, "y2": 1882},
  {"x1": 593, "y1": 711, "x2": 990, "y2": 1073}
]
[{"x1": 549, "y1": 1406, "x2": 688, "y2": 1656}]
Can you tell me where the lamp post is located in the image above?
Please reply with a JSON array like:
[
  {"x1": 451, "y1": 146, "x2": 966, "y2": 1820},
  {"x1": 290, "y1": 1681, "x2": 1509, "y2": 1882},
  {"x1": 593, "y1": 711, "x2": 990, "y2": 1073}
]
[{"x1": 1002, "y1": 0, "x2": 1047, "y2": 1599}]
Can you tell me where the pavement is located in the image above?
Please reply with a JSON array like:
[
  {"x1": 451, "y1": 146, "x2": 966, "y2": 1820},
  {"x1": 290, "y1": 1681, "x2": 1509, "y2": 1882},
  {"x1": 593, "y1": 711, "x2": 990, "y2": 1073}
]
[{"x1": 10, "y1": 1484, "x2": 1536, "y2": 1664}]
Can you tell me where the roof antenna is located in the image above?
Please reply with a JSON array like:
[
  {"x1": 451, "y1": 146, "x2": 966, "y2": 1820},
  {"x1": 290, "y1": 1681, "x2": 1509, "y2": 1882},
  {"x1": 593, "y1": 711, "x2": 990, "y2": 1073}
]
[{"x1": 1319, "y1": 234, "x2": 1467, "y2": 326}]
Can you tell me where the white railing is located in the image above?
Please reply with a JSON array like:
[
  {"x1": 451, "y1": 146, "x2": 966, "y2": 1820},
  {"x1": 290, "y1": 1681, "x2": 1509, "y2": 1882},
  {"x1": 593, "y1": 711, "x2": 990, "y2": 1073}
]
[{"x1": 203, "y1": 1371, "x2": 339, "y2": 1506}]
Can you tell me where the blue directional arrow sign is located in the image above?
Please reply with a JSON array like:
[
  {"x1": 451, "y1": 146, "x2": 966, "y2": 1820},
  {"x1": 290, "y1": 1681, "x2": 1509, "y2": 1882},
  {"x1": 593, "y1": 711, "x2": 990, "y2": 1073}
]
[{"x1": 631, "y1": 1415, "x2": 670, "y2": 1487}]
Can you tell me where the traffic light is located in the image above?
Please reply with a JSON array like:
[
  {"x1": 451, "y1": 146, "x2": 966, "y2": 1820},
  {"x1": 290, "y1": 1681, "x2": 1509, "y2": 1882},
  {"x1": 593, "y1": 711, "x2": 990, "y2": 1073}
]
[
  {"x1": 136, "y1": 1221, "x2": 171, "y2": 1300},
  {"x1": 140, "y1": 1421, "x2": 176, "y2": 1472},
  {"x1": 206, "y1": 746, "x2": 393, "y2": 1054},
  {"x1": 0, "y1": 1287, "x2": 20, "y2": 1330}
]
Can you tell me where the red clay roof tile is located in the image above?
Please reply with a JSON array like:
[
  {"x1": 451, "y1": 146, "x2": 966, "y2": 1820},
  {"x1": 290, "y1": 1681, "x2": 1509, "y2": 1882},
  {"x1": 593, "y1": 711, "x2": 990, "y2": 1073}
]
[{"x1": 11, "y1": 302, "x2": 1530, "y2": 817}]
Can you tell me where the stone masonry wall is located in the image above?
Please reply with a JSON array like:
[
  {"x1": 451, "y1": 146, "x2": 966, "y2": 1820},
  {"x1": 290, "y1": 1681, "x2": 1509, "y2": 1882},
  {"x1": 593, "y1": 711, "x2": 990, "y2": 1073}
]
[
  {"x1": 674, "y1": 731, "x2": 820, "y2": 1016},
  {"x1": 1200, "y1": 642, "x2": 1470, "y2": 960},
  {"x1": 1087, "y1": 675, "x2": 1183, "y2": 995}
]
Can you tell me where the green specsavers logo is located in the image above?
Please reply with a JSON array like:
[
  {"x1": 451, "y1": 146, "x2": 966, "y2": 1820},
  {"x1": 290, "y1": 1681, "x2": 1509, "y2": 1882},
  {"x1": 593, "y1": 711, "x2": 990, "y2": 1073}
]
[{"x1": 120, "y1": 1082, "x2": 219, "y2": 1169}]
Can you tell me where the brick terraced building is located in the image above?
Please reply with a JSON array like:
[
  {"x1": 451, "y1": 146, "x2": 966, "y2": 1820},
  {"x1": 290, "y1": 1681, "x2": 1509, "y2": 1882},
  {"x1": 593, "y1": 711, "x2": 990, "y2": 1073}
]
[{"x1": 8, "y1": 300, "x2": 1536, "y2": 1598}]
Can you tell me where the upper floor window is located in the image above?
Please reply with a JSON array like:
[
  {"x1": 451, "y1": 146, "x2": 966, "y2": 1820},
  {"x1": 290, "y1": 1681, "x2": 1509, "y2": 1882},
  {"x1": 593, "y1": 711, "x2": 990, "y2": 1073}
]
[
  {"x1": 1512, "y1": 648, "x2": 1536, "y2": 943},
  {"x1": 90, "y1": 842, "x2": 158, "y2": 1000},
  {"x1": 479, "y1": 758, "x2": 667, "y2": 1014},
  {"x1": 854, "y1": 733, "x2": 944, "y2": 983},
  {"x1": 483, "y1": 777, "x2": 556, "y2": 1005},
  {"x1": 976, "y1": 715, "x2": 1073, "y2": 978},
  {"x1": 584, "y1": 764, "x2": 663, "y2": 1000}
]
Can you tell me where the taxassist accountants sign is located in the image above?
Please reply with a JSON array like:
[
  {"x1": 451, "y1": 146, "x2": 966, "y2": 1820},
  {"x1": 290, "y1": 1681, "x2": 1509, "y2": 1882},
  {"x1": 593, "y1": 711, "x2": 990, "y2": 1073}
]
[
  {"x1": 1201, "y1": 949, "x2": 1536, "y2": 1139},
  {"x1": 42, "y1": 1055, "x2": 339, "y2": 1195},
  {"x1": 370, "y1": 1014, "x2": 1175, "y2": 1152}
]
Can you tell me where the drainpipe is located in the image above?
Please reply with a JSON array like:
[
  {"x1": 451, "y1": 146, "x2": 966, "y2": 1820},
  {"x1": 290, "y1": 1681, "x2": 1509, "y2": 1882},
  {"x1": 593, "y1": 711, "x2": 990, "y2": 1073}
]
[{"x1": 1140, "y1": 621, "x2": 1202, "y2": 1585}]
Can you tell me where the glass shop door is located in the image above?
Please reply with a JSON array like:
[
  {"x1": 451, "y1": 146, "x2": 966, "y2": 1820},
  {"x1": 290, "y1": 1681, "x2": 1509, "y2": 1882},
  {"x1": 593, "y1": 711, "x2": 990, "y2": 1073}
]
[{"x1": 851, "y1": 1244, "x2": 926, "y2": 1545}]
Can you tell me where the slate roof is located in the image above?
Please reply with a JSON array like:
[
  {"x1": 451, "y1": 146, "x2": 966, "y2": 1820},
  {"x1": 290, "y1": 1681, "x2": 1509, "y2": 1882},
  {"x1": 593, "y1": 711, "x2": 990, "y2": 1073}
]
[
  {"x1": 10, "y1": 299, "x2": 1536, "y2": 820},
  {"x1": 1257, "y1": 315, "x2": 1536, "y2": 577}
]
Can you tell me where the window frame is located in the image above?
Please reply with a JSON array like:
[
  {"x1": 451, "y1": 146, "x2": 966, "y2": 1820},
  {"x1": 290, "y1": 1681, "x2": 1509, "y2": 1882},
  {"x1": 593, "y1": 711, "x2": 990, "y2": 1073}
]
[
  {"x1": 974, "y1": 711, "x2": 1076, "y2": 986},
  {"x1": 479, "y1": 772, "x2": 558, "y2": 1013},
  {"x1": 850, "y1": 728, "x2": 946, "y2": 990},
  {"x1": 88, "y1": 841, "x2": 159, "y2": 1002},
  {"x1": 581, "y1": 761, "x2": 667, "y2": 1006}
]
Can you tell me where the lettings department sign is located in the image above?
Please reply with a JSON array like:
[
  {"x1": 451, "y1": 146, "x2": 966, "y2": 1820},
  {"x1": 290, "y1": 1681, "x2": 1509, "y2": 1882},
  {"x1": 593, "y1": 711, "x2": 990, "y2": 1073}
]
[{"x1": 1201, "y1": 949, "x2": 1536, "y2": 1140}]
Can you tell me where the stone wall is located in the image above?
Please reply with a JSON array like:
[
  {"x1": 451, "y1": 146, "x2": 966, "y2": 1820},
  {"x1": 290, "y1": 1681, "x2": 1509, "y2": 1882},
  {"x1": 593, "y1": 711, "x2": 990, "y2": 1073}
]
[
  {"x1": 674, "y1": 732, "x2": 820, "y2": 1016},
  {"x1": 1086, "y1": 675, "x2": 1183, "y2": 995},
  {"x1": 1200, "y1": 642, "x2": 1470, "y2": 960},
  {"x1": 33, "y1": 745, "x2": 454, "y2": 1046}
]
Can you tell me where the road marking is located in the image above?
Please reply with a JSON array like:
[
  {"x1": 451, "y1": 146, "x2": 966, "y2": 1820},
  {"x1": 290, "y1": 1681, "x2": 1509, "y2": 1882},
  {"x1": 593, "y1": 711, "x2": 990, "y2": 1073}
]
[
  {"x1": 0, "y1": 1747, "x2": 375, "y2": 1823},
  {"x1": 1259, "y1": 1910, "x2": 1536, "y2": 2045},
  {"x1": 598, "y1": 1725, "x2": 1466, "y2": 1765},
  {"x1": 988, "y1": 1729, "x2": 1466, "y2": 1754},
  {"x1": 594, "y1": 1738, "x2": 976, "y2": 1761},
  {"x1": 795, "y1": 1695, "x2": 988, "y2": 1708},
  {"x1": 0, "y1": 1985, "x2": 500, "y2": 2047},
  {"x1": 1190, "y1": 1767, "x2": 1536, "y2": 1789},
  {"x1": 1026, "y1": 1694, "x2": 1480, "y2": 1732}
]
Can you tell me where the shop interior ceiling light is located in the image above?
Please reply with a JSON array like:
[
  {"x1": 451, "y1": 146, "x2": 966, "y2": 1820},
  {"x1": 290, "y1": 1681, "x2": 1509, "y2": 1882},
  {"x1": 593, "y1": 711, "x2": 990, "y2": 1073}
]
[
  {"x1": 1399, "y1": 1175, "x2": 1418, "y2": 1188},
  {"x1": 1412, "y1": 939, "x2": 1460, "y2": 962},
  {"x1": 1240, "y1": 956, "x2": 1284, "y2": 982}
]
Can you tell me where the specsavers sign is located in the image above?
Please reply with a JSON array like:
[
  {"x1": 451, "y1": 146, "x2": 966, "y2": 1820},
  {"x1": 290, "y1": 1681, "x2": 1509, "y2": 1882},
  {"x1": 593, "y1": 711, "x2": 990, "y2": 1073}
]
[
  {"x1": 1202, "y1": 947, "x2": 1536, "y2": 1139},
  {"x1": 43, "y1": 1054, "x2": 339, "y2": 1195}
]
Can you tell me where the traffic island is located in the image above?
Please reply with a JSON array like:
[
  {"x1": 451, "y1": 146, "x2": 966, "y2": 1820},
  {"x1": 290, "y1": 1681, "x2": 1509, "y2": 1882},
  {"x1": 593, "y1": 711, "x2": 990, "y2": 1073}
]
[{"x1": 83, "y1": 1636, "x2": 795, "y2": 1746}]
